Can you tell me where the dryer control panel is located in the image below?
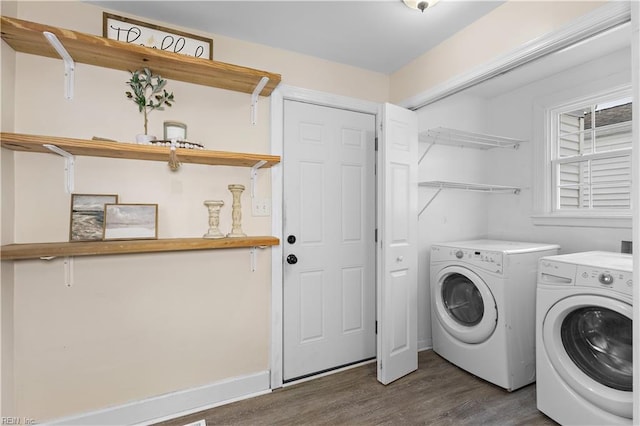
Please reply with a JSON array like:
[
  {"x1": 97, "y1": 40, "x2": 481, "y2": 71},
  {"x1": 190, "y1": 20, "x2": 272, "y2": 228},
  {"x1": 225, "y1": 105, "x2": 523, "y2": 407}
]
[
  {"x1": 576, "y1": 266, "x2": 633, "y2": 295},
  {"x1": 432, "y1": 246, "x2": 503, "y2": 274}
]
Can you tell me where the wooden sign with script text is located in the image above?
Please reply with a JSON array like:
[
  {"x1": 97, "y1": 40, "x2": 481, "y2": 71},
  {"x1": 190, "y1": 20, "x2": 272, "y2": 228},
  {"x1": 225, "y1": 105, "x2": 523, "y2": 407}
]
[{"x1": 103, "y1": 13, "x2": 213, "y2": 60}]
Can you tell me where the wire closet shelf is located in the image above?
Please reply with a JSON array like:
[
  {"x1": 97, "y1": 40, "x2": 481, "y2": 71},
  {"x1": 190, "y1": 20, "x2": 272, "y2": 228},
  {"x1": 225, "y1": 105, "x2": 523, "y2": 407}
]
[
  {"x1": 418, "y1": 181, "x2": 521, "y2": 194},
  {"x1": 420, "y1": 127, "x2": 525, "y2": 150}
]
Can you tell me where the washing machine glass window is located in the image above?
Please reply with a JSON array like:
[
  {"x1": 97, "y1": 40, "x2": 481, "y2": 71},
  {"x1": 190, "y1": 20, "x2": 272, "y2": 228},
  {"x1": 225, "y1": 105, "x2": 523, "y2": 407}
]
[
  {"x1": 561, "y1": 306, "x2": 632, "y2": 392},
  {"x1": 442, "y1": 273, "x2": 484, "y2": 326},
  {"x1": 434, "y1": 266, "x2": 498, "y2": 344},
  {"x1": 543, "y1": 294, "x2": 633, "y2": 419}
]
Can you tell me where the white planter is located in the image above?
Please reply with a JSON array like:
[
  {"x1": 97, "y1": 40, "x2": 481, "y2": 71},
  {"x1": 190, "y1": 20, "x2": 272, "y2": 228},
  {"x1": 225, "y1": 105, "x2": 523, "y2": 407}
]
[{"x1": 135, "y1": 134, "x2": 157, "y2": 144}]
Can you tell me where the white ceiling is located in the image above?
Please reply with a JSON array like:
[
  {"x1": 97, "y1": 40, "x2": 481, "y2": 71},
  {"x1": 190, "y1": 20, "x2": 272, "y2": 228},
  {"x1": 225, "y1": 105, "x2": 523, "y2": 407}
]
[{"x1": 87, "y1": 0, "x2": 504, "y2": 74}]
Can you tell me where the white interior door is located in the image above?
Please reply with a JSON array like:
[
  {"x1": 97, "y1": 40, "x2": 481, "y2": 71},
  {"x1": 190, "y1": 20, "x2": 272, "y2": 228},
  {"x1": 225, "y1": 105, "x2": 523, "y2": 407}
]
[
  {"x1": 377, "y1": 102, "x2": 418, "y2": 385},
  {"x1": 283, "y1": 100, "x2": 376, "y2": 381}
]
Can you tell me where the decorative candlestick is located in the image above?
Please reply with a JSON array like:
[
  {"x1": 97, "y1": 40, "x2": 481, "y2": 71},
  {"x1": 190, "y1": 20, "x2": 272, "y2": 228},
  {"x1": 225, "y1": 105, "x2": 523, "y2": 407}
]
[
  {"x1": 227, "y1": 184, "x2": 247, "y2": 238},
  {"x1": 203, "y1": 200, "x2": 225, "y2": 239}
]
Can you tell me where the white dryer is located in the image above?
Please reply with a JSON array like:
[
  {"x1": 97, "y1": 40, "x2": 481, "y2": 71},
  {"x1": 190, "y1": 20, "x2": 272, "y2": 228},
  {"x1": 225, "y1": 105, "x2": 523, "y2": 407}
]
[
  {"x1": 536, "y1": 251, "x2": 633, "y2": 425},
  {"x1": 430, "y1": 239, "x2": 559, "y2": 391}
]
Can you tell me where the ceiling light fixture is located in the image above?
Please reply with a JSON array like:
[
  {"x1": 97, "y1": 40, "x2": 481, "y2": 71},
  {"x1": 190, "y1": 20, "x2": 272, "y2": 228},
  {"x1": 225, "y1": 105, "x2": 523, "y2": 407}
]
[{"x1": 403, "y1": 0, "x2": 440, "y2": 13}]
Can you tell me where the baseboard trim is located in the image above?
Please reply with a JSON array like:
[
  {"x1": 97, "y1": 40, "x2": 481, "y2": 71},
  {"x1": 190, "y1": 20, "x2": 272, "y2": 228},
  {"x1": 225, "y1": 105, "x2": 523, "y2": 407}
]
[
  {"x1": 418, "y1": 339, "x2": 433, "y2": 352},
  {"x1": 44, "y1": 371, "x2": 270, "y2": 426}
]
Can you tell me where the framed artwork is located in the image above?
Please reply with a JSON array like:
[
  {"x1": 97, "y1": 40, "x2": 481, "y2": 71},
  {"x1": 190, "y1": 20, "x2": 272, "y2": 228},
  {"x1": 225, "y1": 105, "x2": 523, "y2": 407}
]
[
  {"x1": 103, "y1": 204, "x2": 158, "y2": 240},
  {"x1": 103, "y1": 13, "x2": 213, "y2": 60},
  {"x1": 164, "y1": 121, "x2": 187, "y2": 140},
  {"x1": 69, "y1": 193, "x2": 118, "y2": 241}
]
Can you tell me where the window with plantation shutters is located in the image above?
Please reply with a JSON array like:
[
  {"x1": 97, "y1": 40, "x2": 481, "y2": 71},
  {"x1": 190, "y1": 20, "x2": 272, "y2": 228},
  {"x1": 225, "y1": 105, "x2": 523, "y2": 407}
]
[{"x1": 552, "y1": 95, "x2": 632, "y2": 212}]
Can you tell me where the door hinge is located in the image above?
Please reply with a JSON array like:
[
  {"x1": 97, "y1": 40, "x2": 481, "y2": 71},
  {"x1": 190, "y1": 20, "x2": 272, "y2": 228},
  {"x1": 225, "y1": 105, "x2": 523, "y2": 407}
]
[
  {"x1": 375, "y1": 320, "x2": 378, "y2": 334},
  {"x1": 375, "y1": 229, "x2": 378, "y2": 242},
  {"x1": 375, "y1": 137, "x2": 378, "y2": 151}
]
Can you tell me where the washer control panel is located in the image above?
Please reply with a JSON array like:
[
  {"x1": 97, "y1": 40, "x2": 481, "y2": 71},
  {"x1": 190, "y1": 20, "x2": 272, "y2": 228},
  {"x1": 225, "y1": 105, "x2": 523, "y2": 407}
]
[
  {"x1": 576, "y1": 266, "x2": 632, "y2": 295},
  {"x1": 432, "y1": 246, "x2": 503, "y2": 274}
]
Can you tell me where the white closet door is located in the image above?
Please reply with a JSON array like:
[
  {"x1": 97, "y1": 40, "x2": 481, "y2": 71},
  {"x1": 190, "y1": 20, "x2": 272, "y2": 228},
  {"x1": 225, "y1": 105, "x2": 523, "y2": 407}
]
[{"x1": 377, "y1": 103, "x2": 419, "y2": 385}]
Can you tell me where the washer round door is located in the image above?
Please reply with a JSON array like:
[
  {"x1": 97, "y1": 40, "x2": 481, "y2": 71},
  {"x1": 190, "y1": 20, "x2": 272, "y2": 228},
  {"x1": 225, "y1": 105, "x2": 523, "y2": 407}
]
[
  {"x1": 543, "y1": 294, "x2": 633, "y2": 419},
  {"x1": 433, "y1": 266, "x2": 497, "y2": 344}
]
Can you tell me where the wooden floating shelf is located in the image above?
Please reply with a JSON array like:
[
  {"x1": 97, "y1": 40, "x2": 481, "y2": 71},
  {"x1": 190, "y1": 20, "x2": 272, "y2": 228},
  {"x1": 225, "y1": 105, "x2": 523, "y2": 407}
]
[
  {"x1": 1, "y1": 237, "x2": 280, "y2": 260},
  {"x1": 0, "y1": 15, "x2": 281, "y2": 96},
  {"x1": 1, "y1": 132, "x2": 280, "y2": 168}
]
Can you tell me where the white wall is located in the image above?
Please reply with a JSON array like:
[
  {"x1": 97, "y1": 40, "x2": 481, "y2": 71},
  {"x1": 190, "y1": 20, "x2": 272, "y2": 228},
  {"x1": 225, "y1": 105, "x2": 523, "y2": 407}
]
[
  {"x1": 416, "y1": 93, "x2": 492, "y2": 349},
  {"x1": 485, "y1": 47, "x2": 633, "y2": 251}
]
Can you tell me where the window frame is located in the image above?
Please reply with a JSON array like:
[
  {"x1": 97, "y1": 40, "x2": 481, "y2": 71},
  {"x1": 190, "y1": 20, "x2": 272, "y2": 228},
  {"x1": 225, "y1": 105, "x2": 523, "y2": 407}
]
[{"x1": 532, "y1": 83, "x2": 632, "y2": 228}]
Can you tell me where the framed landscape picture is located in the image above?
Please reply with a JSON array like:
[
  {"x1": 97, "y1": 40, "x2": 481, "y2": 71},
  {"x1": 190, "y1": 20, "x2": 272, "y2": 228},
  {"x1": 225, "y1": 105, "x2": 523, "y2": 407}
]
[
  {"x1": 69, "y1": 194, "x2": 118, "y2": 241},
  {"x1": 103, "y1": 204, "x2": 158, "y2": 240}
]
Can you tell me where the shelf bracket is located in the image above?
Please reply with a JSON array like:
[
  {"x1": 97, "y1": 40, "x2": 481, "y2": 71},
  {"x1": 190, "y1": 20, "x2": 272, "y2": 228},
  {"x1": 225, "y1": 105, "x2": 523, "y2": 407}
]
[
  {"x1": 250, "y1": 246, "x2": 267, "y2": 272},
  {"x1": 63, "y1": 256, "x2": 74, "y2": 287},
  {"x1": 250, "y1": 160, "x2": 268, "y2": 198},
  {"x1": 418, "y1": 188, "x2": 442, "y2": 217},
  {"x1": 418, "y1": 143, "x2": 435, "y2": 165},
  {"x1": 43, "y1": 31, "x2": 75, "y2": 100},
  {"x1": 39, "y1": 256, "x2": 74, "y2": 286},
  {"x1": 43, "y1": 144, "x2": 75, "y2": 193},
  {"x1": 250, "y1": 77, "x2": 270, "y2": 125}
]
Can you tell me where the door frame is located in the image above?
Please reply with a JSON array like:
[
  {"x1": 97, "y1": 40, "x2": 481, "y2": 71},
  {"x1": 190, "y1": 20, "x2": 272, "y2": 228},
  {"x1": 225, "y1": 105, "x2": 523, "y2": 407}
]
[{"x1": 270, "y1": 85, "x2": 380, "y2": 389}]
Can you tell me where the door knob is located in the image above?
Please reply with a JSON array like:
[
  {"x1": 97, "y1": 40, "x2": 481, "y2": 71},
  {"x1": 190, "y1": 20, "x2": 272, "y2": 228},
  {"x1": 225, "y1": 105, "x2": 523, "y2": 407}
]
[{"x1": 287, "y1": 254, "x2": 298, "y2": 264}]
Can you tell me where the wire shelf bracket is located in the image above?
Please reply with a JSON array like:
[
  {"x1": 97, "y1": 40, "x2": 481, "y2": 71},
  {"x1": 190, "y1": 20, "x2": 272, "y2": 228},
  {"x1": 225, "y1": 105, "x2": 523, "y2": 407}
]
[
  {"x1": 418, "y1": 188, "x2": 442, "y2": 217},
  {"x1": 418, "y1": 141, "x2": 435, "y2": 165}
]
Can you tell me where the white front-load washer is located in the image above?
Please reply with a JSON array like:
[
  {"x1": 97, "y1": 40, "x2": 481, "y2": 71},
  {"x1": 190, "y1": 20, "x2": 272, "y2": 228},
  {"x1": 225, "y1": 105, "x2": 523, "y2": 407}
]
[
  {"x1": 536, "y1": 251, "x2": 633, "y2": 425},
  {"x1": 430, "y1": 239, "x2": 560, "y2": 391}
]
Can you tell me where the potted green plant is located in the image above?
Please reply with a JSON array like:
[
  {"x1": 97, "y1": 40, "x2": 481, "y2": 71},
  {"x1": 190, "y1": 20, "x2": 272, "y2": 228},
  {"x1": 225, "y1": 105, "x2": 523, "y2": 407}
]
[{"x1": 125, "y1": 67, "x2": 175, "y2": 143}]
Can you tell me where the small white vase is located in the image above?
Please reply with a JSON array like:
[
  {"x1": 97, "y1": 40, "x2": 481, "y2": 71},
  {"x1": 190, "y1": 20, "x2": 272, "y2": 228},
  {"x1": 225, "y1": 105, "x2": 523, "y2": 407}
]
[{"x1": 136, "y1": 134, "x2": 157, "y2": 144}]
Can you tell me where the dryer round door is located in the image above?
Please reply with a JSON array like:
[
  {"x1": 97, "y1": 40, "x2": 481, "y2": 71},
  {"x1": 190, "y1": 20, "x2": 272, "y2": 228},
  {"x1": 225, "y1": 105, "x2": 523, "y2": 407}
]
[
  {"x1": 433, "y1": 266, "x2": 497, "y2": 344},
  {"x1": 543, "y1": 294, "x2": 633, "y2": 419}
]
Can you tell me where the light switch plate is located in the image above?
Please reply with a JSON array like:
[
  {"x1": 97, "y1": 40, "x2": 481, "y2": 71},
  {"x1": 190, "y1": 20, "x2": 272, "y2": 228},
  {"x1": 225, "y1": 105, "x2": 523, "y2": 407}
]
[{"x1": 252, "y1": 197, "x2": 271, "y2": 216}]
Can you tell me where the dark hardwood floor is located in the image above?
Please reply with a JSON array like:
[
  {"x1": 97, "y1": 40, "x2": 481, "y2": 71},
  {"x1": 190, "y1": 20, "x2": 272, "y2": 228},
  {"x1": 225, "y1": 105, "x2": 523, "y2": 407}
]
[{"x1": 158, "y1": 350, "x2": 556, "y2": 425}]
